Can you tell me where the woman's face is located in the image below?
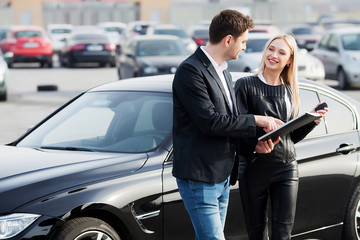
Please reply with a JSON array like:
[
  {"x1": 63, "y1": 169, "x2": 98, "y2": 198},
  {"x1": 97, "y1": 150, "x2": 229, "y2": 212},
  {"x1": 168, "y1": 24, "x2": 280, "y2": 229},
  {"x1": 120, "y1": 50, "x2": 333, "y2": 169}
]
[{"x1": 264, "y1": 38, "x2": 292, "y2": 71}]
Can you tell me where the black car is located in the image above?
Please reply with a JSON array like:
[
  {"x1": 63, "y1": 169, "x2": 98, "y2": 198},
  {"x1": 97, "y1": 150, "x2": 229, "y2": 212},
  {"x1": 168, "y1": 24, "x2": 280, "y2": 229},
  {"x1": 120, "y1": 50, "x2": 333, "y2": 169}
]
[
  {"x1": 116, "y1": 35, "x2": 190, "y2": 79},
  {"x1": 60, "y1": 29, "x2": 117, "y2": 68},
  {"x1": 1, "y1": 73, "x2": 360, "y2": 240}
]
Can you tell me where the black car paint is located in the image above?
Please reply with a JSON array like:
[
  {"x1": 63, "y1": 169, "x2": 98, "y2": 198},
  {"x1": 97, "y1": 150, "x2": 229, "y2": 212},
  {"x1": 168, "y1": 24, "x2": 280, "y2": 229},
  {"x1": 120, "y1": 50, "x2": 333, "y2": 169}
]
[{"x1": 1, "y1": 75, "x2": 360, "y2": 240}]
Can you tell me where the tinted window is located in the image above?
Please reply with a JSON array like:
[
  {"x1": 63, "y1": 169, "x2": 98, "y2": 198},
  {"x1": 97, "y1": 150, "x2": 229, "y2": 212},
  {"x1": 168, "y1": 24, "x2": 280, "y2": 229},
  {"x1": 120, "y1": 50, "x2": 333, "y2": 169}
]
[
  {"x1": 136, "y1": 39, "x2": 189, "y2": 56},
  {"x1": 154, "y1": 29, "x2": 188, "y2": 38},
  {"x1": 319, "y1": 94, "x2": 354, "y2": 134},
  {"x1": 17, "y1": 91, "x2": 173, "y2": 153},
  {"x1": 73, "y1": 34, "x2": 108, "y2": 41},
  {"x1": 299, "y1": 89, "x2": 326, "y2": 138},
  {"x1": 14, "y1": 31, "x2": 43, "y2": 38},
  {"x1": 342, "y1": 33, "x2": 360, "y2": 50},
  {"x1": 245, "y1": 38, "x2": 269, "y2": 53}
]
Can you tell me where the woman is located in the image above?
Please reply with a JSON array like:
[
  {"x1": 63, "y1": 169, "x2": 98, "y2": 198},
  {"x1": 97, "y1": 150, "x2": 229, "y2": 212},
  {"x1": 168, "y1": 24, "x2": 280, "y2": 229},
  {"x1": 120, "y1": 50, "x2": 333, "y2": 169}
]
[{"x1": 234, "y1": 33, "x2": 328, "y2": 240}]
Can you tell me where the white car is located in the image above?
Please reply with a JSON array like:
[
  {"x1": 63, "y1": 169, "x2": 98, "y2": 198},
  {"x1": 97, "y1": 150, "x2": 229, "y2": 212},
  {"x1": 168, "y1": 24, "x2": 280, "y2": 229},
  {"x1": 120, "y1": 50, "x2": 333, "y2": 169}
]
[
  {"x1": 227, "y1": 33, "x2": 325, "y2": 81},
  {"x1": 310, "y1": 27, "x2": 360, "y2": 89},
  {"x1": 47, "y1": 24, "x2": 73, "y2": 53},
  {"x1": 97, "y1": 22, "x2": 128, "y2": 53}
]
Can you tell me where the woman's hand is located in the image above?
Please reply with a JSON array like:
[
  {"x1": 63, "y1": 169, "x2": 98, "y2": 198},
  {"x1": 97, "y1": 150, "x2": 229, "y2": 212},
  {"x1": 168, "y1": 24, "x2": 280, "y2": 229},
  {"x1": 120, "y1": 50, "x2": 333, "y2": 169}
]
[
  {"x1": 254, "y1": 137, "x2": 280, "y2": 154},
  {"x1": 311, "y1": 102, "x2": 329, "y2": 124}
]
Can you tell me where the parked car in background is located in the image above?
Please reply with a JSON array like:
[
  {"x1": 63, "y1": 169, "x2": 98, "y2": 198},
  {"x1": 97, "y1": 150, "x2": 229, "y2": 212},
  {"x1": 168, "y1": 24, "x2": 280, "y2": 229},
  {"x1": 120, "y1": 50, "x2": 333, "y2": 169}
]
[
  {"x1": 0, "y1": 26, "x2": 10, "y2": 42},
  {"x1": 0, "y1": 25, "x2": 53, "y2": 68},
  {"x1": 310, "y1": 27, "x2": 360, "y2": 89},
  {"x1": 0, "y1": 48, "x2": 8, "y2": 101},
  {"x1": 47, "y1": 24, "x2": 73, "y2": 53},
  {"x1": 227, "y1": 34, "x2": 325, "y2": 81},
  {"x1": 1, "y1": 73, "x2": 360, "y2": 239},
  {"x1": 97, "y1": 21, "x2": 127, "y2": 54},
  {"x1": 147, "y1": 24, "x2": 197, "y2": 53},
  {"x1": 59, "y1": 28, "x2": 116, "y2": 68},
  {"x1": 187, "y1": 24, "x2": 209, "y2": 46},
  {"x1": 285, "y1": 24, "x2": 322, "y2": 51},
  {"x1": 124, "y1": 21, "x2": 157, "y2": 39},
  {"x1": 249, "y1": 24, "x2": 281, "y2": 35},
  {"x1": 116, "y1": 35, "x2": 190, "y2": 79}
]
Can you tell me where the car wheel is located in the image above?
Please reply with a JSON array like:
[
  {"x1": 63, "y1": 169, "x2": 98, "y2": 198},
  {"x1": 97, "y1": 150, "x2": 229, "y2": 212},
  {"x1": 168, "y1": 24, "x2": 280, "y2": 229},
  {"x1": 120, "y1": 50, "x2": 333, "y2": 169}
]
[
  {"x1": 338, "y1": 68, "x2": 349, "y2": 90},
  {"x1": 51, "y1": 217, "x2": 121, "y2": 240},
  {"x1": 343, "y1": 184, "x2": 360, "y2": 240}
]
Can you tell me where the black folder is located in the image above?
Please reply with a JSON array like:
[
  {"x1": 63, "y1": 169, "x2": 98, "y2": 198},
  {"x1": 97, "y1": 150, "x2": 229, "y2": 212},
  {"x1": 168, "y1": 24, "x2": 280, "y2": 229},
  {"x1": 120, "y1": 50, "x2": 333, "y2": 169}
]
[{"x1": 258, "y1": 112, "x2": 322, "y2": 142}]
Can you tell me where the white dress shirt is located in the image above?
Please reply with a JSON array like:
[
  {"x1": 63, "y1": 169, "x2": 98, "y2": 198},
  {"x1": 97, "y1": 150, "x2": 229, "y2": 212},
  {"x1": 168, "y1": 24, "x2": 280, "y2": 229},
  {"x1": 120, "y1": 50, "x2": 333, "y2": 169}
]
[{"x1": 200, "y1": 46, "x2": 233, "y2": 112}]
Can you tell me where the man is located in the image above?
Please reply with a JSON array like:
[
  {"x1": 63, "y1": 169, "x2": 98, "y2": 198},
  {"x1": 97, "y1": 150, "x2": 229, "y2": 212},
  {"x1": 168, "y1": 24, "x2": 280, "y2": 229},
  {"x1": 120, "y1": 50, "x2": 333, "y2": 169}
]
[{"x1": 172, "y1": 9, "x2": 282, "y2": 240}]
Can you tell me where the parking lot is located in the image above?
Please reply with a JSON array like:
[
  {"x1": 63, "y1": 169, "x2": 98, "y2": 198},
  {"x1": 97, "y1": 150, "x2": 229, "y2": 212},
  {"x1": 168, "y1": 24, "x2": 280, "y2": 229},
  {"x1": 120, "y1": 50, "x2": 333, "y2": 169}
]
[{"x1": 0, "y1": 64, "x2": 359, "y2": 145}]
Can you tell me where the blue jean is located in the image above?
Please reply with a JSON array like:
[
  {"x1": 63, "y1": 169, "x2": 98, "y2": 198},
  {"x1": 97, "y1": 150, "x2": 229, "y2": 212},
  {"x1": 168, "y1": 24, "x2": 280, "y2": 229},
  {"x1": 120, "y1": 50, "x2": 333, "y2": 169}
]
[{"x1": 176, "y1": 177, "x2": 230, "y2": 240}]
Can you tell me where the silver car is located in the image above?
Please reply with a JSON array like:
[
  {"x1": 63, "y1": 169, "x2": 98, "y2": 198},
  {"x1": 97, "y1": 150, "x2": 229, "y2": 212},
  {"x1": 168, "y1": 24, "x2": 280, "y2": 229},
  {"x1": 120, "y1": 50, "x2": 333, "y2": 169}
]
[{"x1": 310, "y1": 27, "x2": 360, "y2": 89}]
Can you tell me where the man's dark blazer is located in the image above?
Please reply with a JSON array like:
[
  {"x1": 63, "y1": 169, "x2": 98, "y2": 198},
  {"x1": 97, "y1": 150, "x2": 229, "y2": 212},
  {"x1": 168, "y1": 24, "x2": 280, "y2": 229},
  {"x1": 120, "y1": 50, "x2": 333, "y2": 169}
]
[{"x1": 172, "y1": 47, "x2": 257, "y2": 184}]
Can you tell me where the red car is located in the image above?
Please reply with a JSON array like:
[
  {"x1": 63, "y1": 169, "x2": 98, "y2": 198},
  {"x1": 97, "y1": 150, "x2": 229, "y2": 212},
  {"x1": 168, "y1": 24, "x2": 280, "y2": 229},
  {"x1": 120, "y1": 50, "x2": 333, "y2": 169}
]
[{"x1": 0, "y1": 25, "x2": 53, "y2": 68}]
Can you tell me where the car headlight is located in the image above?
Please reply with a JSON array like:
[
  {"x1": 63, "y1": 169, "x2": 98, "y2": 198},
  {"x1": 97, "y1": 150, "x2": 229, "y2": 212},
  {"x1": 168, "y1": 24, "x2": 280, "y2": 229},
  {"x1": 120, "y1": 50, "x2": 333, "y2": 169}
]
[
  {"x1": 0, "y1": 213, "x2": 40, "y2": 239},
  {"x1": 143, "y1": 66, "x2": 158, "y2": 74}
]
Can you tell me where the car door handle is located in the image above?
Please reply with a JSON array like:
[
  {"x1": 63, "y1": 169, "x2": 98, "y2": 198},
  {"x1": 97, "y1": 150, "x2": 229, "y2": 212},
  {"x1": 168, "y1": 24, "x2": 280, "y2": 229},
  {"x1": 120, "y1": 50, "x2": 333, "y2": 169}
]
[{"x1": 336, "y1": 143, "x2": 356, "y2": 155}]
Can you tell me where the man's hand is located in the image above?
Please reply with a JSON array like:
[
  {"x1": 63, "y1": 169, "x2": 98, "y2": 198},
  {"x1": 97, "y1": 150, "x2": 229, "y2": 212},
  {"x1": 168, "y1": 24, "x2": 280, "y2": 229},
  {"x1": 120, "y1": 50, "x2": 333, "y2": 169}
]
[
  {"x1": 254, "y1": 115, "x2": 283, "y2": 133},
  {"x1": 254, "y1": 137, "x2": 280, "y2": 154}
]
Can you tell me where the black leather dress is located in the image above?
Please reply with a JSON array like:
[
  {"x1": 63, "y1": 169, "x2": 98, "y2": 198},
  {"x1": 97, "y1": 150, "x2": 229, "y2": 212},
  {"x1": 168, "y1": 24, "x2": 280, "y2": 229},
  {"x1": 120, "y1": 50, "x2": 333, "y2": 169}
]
[{"x1": 234, "y1": 76, "x2": 317, "y2": 240}]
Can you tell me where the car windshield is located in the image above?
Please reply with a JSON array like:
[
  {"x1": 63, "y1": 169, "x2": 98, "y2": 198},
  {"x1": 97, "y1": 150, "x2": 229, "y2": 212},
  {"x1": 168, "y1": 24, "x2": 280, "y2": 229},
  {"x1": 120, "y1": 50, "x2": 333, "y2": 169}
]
[
  {"x1": 154, "y1": 29, "x2": 188, "y2": 38},
  {"x1": 17, "y1": 91, "x2": 173, "y2": 153},
  {"x1": 15, "y1": 30, "x2": 43, "y2": 38},
  {"x1": 292, "y1": 28, "x2": 314, "y2": 35},
  {"x1": 51, "y1": 29, "x2": 72, "y2": 34},
  {"x1": 342, "y1": 33, "x2": 360, "y2": 50},
  {"x1": 245, "y1": 38, "x2": 269, "y2": 53},
  {"x1": 73, "y1": 33, "x2": 108, "y2": 41},
  {"x1": 136, "y1": 39, "x2": 189, "y2": 56}
]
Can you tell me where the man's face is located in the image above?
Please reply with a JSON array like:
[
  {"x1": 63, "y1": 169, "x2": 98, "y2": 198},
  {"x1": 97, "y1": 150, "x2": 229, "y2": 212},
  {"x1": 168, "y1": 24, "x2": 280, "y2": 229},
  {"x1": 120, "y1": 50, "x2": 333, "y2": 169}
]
[{"x1": 227, "y1": 30, "x2": 249, "y2": 60}]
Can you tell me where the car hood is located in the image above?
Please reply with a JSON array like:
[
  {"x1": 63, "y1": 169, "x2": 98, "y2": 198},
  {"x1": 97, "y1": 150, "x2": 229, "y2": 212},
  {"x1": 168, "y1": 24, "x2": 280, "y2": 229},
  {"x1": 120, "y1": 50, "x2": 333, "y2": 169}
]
[
  {"x1": 0, "y1": 145, "x2": 147, "y2": 212},
  {"x1": 138, "y1": 55, "x2": 188, "y2": 67}
]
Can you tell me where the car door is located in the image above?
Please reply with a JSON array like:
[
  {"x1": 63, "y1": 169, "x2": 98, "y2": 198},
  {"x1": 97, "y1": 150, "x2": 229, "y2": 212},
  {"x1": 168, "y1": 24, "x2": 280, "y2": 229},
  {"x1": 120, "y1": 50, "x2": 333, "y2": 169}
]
[
  {"x1": 291, "y1": 85, "x2": 360, "y2": 238},
  {"x1": 312, "y1": 34, "x2": 339, "y2": 78},
  {"x1": 162, "y1": 154, "x2": 249, "y2": 240}
]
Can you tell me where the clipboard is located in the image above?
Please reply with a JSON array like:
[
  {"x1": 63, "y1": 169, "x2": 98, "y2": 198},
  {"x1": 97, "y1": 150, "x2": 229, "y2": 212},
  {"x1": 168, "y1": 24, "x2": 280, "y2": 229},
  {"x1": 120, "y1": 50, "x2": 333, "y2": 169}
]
[{"x1": 258, "y1": 112, "x2": 322, "y2": 142}]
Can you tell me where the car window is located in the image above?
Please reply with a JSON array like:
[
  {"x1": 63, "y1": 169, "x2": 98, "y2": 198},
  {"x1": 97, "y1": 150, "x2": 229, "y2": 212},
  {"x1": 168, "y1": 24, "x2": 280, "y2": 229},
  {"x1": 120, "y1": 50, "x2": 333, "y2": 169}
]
[
  {"x1": 245, "y1": 38, "x2": 269, "y2": 53},
  {"x1": 327, "y1": 34, "x2": 338, "y2": 51},
  {"x1": 342, "y1": 33, "x2": 360, "y2": 50},
  {"x1": 73, "y1": 34, "x2": 108, "y2": 41},
  {"x1": 154, "y1": 29, "x2": 188, "y2": 38},
  {"x1": 17, "y1": 91, "x2": 173, "y2": 153},
  {"x1": 298, "y1": 89, "x2": 326, "y2": 138},
  {"x1": 318, "y1": 34, "x2": 331, "y2": 49},
  {"x1": 14, "y1": 30, "x2": 43, "y2": 38},
  {"x1": 318, "y1": 94, "x2": 355, "y2": 134},
  {"x1": 136, "y1": 39, "x2": 189, "y2": 56}
]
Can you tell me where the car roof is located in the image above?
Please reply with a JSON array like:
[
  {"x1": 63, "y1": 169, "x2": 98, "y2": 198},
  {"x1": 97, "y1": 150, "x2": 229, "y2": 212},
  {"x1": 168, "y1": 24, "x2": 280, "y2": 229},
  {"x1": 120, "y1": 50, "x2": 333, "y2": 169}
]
[
  {"x1": 10, "y1": 25, "x2": 46, "y2": 32},
  {"x1": 130, "y1": 34, "x2": 181, "y2": 41},
  {"x1": 326, "y1": 27, "x2": 360, "y2": 34},
  {"x1": 89, "y1": 75, "x2": 174, "y2": 93}
]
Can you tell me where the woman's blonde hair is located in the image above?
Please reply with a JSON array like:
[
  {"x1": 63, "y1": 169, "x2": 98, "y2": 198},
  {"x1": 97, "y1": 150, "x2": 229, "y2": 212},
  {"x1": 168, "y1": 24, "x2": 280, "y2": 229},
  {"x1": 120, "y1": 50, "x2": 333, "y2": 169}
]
[{"x1": 256, "y1": 33, "x2": 300, "y2": 117}]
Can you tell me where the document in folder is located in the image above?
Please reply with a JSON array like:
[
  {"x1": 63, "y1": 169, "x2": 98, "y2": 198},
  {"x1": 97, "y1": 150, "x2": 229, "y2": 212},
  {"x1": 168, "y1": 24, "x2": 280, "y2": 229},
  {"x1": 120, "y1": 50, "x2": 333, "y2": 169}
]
[{"x1": 258, "y1": 112, "x2": 322, "y2": 142}]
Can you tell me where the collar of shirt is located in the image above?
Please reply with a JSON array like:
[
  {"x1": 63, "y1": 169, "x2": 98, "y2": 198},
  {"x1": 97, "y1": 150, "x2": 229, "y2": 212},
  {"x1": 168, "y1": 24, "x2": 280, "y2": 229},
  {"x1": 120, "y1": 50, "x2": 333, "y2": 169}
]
[
  {"x1": 200, "y1": 46, "x2": 233, "y2": 112},
  {"x1": 200, "y1": 46, "x2": 228, "y2": 73}
]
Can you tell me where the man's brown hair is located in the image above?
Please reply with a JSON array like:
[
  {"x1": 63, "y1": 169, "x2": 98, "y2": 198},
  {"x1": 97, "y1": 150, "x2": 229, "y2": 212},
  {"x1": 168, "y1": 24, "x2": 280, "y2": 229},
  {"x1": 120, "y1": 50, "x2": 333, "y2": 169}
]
[{"x1": 209, "y1": 9, "x2": 254, "y2": 44}]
